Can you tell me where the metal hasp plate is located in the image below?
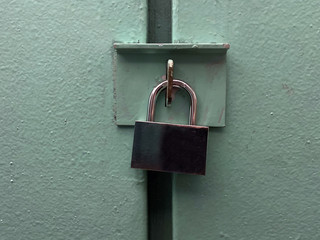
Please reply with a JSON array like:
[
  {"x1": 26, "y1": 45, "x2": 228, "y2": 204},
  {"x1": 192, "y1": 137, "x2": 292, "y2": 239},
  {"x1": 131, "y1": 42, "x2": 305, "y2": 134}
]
[
  {"x1": 113, "y1": 43, "x2": 230, "y2": 127},
  {"x1": 131, "y1": 121, "x2": 209, "y2": 175}
]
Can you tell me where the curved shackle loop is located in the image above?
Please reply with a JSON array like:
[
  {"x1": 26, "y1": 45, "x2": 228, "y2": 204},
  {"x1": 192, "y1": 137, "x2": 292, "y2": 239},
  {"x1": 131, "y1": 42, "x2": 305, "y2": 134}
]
[{"x1": 147, "y1": 80, "x2": 197, "y2": 125}]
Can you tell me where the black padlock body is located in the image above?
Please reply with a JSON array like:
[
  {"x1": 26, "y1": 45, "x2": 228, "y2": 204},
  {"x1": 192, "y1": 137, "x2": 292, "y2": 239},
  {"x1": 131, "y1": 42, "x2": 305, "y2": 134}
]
[{"x1": 131, "y1": 121, "x2": 208, "y2": 175}]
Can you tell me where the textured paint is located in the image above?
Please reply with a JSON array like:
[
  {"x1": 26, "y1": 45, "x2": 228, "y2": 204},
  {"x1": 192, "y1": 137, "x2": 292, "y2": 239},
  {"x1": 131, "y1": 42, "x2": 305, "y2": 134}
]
[
  {"x1": 173, "y1": 0, "x2": 320, "y2": 239},
  {"x1": 0, "y1": 1, "x2": 147, "y2": 239}
]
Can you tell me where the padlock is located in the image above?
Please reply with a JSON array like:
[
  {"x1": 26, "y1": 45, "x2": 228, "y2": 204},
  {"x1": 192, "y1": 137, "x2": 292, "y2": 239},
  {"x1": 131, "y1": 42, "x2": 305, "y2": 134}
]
[{"x1": 131, "y1": 79, "x2": 209, "y2": 175}]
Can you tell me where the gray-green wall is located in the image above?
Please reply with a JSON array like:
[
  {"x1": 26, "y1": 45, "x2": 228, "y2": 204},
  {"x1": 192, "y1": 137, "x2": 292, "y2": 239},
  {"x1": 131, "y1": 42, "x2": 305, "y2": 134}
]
[
  {"x1": 0, "y1": 1, "x2": 147, "y2": 239},
  {"x1": 1, "y1": 0, "x2": 320, "y2": 239},
  {"x1": 173, "y1": 0, "x2": 320, "y2": 239}
]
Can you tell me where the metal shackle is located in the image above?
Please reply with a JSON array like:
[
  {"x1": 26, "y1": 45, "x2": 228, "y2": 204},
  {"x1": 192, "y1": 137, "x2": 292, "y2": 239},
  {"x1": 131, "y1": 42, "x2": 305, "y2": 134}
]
[{"x1": 147, "y1": 79, "x2": 197, "y2": 125}]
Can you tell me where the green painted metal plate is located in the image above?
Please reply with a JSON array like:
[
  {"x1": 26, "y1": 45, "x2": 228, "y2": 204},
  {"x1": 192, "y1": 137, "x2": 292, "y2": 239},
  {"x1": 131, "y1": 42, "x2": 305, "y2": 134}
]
[{"x1": 113, "y1": 43, "x2": 229, "y2": 127}]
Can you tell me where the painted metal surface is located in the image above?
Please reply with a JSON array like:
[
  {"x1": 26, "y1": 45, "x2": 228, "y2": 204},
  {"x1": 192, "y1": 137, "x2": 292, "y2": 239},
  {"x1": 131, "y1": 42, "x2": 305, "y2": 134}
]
[
  {"x1": 114, "y1": 43, "x2": 229, "y2": 53},
  {"x1": 0, "y1": 1, "x2": 147, "y2": 239},
  {"x1": 173, "y1": 0, "x2": 320, "y2": 239},
  {"x1": 114, "y1": 43, "x2": 229, "y2": 127},
  {"x1": 2, "y1": 1, "x2": 319, "y2": 239}
]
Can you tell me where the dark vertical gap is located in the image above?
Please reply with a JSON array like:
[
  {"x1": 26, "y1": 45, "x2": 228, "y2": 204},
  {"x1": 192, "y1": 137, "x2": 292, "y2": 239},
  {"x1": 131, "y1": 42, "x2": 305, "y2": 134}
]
[
  {"x1": 147, "y1": 0, "x2": 172, "y2": 43},
  {"x1": 147, "y1": 172, "x2": 172, "y2": 240},
  {"x1": 147, "y1": 0, "x2": 173, "y2": 240}
]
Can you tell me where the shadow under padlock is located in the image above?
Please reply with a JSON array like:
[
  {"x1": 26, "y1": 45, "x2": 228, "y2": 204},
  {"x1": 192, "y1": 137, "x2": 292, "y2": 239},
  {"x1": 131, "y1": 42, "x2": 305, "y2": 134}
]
[{"x1": 131, "y1": 79, "x2": 209, "y2": 175}]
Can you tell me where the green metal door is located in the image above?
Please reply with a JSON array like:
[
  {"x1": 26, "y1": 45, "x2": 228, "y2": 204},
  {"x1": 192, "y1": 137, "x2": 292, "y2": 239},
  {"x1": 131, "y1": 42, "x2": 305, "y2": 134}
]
[
  {"x1": 0, "y1": 1, "x2": 148, "y2": 239},
  {"x1": 1, "y1": 1, "x2": 320, "y2": 240},
  {"x1": 172, "y1": 1, "x2": 320, "y2": 239}
]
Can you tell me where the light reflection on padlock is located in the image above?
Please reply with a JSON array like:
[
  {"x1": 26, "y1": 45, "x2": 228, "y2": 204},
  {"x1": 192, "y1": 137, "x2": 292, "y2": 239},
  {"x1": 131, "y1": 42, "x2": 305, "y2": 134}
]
[{"x1": 131, "y1": 79, "x2": 208, "y2": 175}]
